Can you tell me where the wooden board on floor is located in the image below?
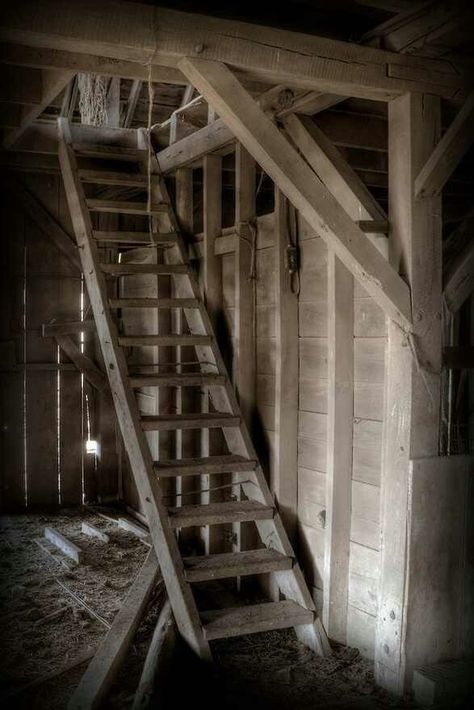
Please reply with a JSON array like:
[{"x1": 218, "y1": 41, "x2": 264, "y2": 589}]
[{"x1": 68, "y1": 549, "x2": 161, "y2": 710}]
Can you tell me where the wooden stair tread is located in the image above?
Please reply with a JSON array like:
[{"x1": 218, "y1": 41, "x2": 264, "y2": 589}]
[
  {"x1": 73, "y1": 143, "x2": 147, "y2": 161},
  {"x1": 79, "y1": 169, "x2": 153, "y2": 187},
  {"x1": 110, "y1": 298, "x2": 199, "y2": 309},
  {"x1": 168, "y1": 500, "x2": 274, "y2": 528},
  {"x1": 201, "y1": 600, "x2": 315, "y2": 640},
  {"x1": 130, "y1": 373, "x2": 225, "y2": 387},
  {"x1": 142, "y1": 413, "x2": 240, "y2": 431},
  {"x1": 86, "y1": 199, "x2": 168, "y2": 215},
  {"x1": 93, "y1": 231, "x2": 177, "y2": 244},
  {"x1": 154, "y1": 454, "x2": 256, "y2": 476},
  {"x1": 101, "y1": 263, "x2": 187, "y2": 275},
  {"x1": 183, "y1": 549, "x2": 292, "y2": 582},
  {"x1": 119, "y1": 334, "x2": 212, "y2": 346}
]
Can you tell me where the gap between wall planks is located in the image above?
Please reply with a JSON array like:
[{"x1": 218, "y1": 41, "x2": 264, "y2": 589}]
[
  {"x1": 0, "y1": 201, "x2": 25, "y2": 509},
  {"x1": 24, "y1": 173, "x2": 82, "y2": 508}
]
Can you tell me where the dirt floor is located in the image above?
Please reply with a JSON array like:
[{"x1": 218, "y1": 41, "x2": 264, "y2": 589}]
[{"x1": 0, "y1": 511, "x2": 457, "y2": 709}]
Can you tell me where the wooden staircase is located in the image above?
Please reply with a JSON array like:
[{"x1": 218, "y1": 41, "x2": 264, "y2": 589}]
[{"x1": 57, "y1": 118, "x2": 330, "y2": 660}]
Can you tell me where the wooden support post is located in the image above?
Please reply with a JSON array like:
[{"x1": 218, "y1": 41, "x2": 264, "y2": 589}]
[
  {"x1": 233, "y1": 144, "x2": 257, "y2": 561},
  {"x1": 376, "y1": 93, "x2": 442, "y2": 694},
  {"x1": 202, "y1": 154, "x2": 223, "y2": 554},
  {"x1": 323, "y1": 251, "x2": 353, "y2": 644},
  {"x1": 175, "y1": 167, "x2": 198, "y2": 547},
  {"x1": 274, "y1": 189, "x2": 298, "y2": 543},
  {"x1": 234, "y1": 144, "x2": 256, "y2": 426},
  {"x1": 106, "y1": 77, "x2": 121, "y2": 128}
]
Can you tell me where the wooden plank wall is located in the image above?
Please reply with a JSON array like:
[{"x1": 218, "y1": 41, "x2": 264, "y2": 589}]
[
  {"x1": 0, "y1": 174, "x2": 119, "y2": 510},
  {"x1": 295, "y1": 216, "x2": 385, "y2": 658}
]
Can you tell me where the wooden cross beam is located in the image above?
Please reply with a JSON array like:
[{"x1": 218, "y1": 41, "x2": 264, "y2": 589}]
[
  {"x1": 0, "y1": 0, "x2": 468, "y2": 101},
  {"x1": 179, "y1": 57, "x2": 412, "y2": 330}
]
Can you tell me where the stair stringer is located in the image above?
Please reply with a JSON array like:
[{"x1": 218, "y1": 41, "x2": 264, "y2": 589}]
[{"x1": 57, "y1": 118, "x2": 212, "y2": 660}]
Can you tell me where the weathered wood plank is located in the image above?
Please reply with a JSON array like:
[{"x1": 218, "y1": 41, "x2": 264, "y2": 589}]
[
  {"x1": 45, "y1": 526, "x2": 82, "y2": 563},
  {"x1": 68, "y1": 550, "x2": 160, "y2": 710},
  {"x1": 131, "y1": 600, "x2": 174, "y2": 710},
  {"x1": 323, "y1": 252, "x2": 353, "y2": 644}
]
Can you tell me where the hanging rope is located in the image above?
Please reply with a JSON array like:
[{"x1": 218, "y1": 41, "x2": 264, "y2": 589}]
[{"x1": 77, "y1": 73, "x2": 108, "y2": 126}]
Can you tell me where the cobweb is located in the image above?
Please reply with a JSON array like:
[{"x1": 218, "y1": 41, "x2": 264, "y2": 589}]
[{"x1": 77, "y1": 73, "x2": 108, "y2": 126}]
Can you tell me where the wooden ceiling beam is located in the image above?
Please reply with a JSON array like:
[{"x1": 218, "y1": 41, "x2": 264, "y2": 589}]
[
  {"x1": 179, "y1": 57, "x2": 412, "y2": 329},
  {"x1": 0, "y1": 0, "x2": 468, "y2": 101},
  {"x1": 0, "y1": 43, "x2": 187, "y2": 85}
]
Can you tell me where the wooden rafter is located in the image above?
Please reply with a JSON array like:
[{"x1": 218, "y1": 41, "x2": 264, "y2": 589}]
[
  {"x1": 0, "y1": 0, "x2": 468, "y2": 101},
  {"x1": 362, "y1": 0, "x2": 472, "y2": 56},
  {"x1": 54, "y1": 335, "x2": 109, "y2": 394},
  {"x1": 283, "y1": 114, "x2": 388, "y2": 252},
  {"x1": 3, "y1": 68, "x2": 73, "y2": 148},
  {"x1": 179, "y1": 57, "x2": 412, "y2": 329},
  {"x1": 415, "y1": 91, "x2": 474, "y2": 198},
  {"x1": 443, "y1": 239, "x2": 474, "y2": 314},
  {"x1": 5, "y1": 177, "x2": 81, "y2": 270}
]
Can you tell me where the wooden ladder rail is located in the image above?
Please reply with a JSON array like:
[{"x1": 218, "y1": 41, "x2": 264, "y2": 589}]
[
  {"x1": 139, "y1": 129, "x2": 330, "y2": 655},
  {"x1": 57, "y1": 117, "x2": 212, "y2": 660}
]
